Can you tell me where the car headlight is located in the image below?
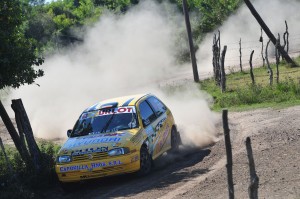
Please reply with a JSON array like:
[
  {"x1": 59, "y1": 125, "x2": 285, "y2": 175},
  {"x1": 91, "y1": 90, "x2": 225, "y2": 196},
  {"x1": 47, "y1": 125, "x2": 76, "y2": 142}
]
[
  {"x1": 57, "y1": 155, "x2": 72, "y2": 163},
  {"x1": 108, "y1": 148, "x2": 129, "y2": 156}
]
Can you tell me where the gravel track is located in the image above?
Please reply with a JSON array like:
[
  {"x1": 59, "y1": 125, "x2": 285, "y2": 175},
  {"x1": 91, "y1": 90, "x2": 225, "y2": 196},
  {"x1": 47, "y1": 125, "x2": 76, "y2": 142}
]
[{"x1": 1, "y1": 105, "x2": 300, "y2": 198}]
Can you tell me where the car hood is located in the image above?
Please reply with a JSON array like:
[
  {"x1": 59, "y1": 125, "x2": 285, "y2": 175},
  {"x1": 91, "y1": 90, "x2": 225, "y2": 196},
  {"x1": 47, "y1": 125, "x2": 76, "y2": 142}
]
[{"x1": 58, "y1": 129, "x2": 140, "y2": 156}]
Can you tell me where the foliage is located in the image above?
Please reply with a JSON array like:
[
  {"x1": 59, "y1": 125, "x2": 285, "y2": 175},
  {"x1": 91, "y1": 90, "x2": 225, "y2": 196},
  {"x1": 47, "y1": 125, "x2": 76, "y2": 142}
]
[
  {"x1": 172, "y1": 0, "x2": 241, "y2": 41},
  {"x1": 0, "y1": 141, "x2": 61, "y2": 198},
  {"x1": 0, "y1": 0, "x2": 44, "y2": 90},
  {"x1": 14, "y1": 0, "x2": 242, "y2": 56}
]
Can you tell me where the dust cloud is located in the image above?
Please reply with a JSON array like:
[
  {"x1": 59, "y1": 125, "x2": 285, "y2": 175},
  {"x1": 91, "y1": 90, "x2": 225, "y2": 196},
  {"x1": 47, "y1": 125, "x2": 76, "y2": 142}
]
[
  {"x1": 196, "y1": 0, "x2": 300, "y2": 72},
  {"x1": 7, "y1": 0, "x2": 218, "y2": 148}
]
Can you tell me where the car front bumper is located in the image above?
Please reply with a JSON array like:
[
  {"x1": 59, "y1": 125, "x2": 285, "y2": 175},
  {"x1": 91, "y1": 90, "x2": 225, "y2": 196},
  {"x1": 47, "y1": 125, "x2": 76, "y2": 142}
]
[{"x1": 56, "y1": 152, "x2": 140, "y2": 182}]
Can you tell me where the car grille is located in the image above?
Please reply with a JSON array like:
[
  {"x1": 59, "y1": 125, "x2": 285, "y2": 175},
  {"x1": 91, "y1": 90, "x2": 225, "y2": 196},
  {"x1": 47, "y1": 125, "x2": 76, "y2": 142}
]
[{"x1": 72, "y1": 152, "x2": 109, "y2": 162}]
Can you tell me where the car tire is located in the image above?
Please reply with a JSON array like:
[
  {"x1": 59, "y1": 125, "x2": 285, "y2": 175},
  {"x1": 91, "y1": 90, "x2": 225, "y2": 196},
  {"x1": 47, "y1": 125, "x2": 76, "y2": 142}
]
[
  {"x1": 171, "y1": 127, "x2": 180, "y2": 152},
  {"x1": 138, "y1": 146, "x2": 152, "y2": 176}
]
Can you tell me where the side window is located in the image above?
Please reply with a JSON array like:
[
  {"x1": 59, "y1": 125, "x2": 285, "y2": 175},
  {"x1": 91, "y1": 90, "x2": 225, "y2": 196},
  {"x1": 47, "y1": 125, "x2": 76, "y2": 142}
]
[
  {"x1": 139, "y1": 100, "x2": 157, "y2": 126},
  {"x1": 147, "y1": 96, "x2": 166, "y2": 117}
]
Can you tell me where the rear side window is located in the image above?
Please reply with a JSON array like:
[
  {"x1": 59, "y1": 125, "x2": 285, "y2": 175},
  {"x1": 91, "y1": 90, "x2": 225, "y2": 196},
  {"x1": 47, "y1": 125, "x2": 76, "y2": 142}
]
[
  {"x1": 139, "y1": 100, "x2": 157, "y2": 126},
  {"x1": 147, "y1": 96, "x2": 166, "y2": 117}
]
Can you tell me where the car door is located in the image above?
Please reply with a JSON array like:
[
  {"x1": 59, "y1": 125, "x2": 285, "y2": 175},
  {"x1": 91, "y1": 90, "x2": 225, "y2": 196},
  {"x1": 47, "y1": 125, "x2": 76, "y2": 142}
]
[
  {"x1": 138, "y1": 99, "x2": 158, "y2": 156},
  {"x1": 146, "y1": 96, "x2": 170, "y2": 158}
]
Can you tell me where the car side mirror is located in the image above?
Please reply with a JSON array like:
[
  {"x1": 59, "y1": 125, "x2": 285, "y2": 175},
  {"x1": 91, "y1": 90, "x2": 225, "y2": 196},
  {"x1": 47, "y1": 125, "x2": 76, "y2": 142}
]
[{"x1": 67, "y1": 129, "x2": 72, "y2": 137}]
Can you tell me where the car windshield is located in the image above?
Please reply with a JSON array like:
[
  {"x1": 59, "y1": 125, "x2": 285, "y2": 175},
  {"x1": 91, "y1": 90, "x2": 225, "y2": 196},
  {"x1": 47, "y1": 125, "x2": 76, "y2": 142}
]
[{"x1": 71, "y1": 106, "x2": 138, "y2": 137}]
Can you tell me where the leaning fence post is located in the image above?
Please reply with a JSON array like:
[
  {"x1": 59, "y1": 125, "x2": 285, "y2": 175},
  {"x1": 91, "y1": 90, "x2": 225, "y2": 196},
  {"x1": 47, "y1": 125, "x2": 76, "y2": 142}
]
[
  {"x1": 12, "y1": 99, "x2": 41, "y2": 173},
  {"x1": 245, "y1": 137, "x2": 259, "y2": 199},
  {"x1": 223, "y1": 109, "x2": 234, "y2": 199}
]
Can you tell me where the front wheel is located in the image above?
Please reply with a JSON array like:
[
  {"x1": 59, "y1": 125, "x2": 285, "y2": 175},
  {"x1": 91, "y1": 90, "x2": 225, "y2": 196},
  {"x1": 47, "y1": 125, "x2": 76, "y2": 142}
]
[{"x1": 137, "y1": 146, "x2": 152, "y2": 176}]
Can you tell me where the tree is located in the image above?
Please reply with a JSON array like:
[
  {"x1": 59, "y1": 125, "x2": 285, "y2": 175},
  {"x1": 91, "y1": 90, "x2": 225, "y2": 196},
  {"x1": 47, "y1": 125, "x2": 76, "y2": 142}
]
[{"x1": 0, "y1": 0, "x2": 44, "y2": 90}]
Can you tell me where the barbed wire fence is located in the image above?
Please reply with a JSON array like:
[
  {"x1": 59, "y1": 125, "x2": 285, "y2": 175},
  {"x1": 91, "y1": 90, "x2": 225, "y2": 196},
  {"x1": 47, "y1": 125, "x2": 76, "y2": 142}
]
[{"x1": 223, "y1": 33, "x2": 300, "y2": 71}]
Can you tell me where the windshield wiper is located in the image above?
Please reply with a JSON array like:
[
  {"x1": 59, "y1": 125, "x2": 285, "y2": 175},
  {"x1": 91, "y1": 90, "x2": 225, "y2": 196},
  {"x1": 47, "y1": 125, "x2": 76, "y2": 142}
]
[{"x1": 100, "y1": 112, "x2": 116, "y2": 133}]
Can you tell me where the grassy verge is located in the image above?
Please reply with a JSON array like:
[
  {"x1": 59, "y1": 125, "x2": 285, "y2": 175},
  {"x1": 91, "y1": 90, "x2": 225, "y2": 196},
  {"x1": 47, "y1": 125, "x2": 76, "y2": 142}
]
[
  {"x1": 0, "y1": 141, "x2": 61, "y2": 199},
  {"x1": 200, "y1": 58, "x2": 300, "y2": 111}
]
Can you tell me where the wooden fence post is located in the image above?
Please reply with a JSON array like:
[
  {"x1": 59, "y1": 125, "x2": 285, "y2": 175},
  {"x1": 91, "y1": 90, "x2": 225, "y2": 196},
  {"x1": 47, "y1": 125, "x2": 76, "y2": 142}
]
[
  {"x1": 243, "y1": 0, "x2": 297, "y2": 67},
  {"x1": 182, "y1": 0, "x2": 199, "y2": 82},
  {"x1": 265, "y1": 40, "x2": 273, "y2": 86},
  {"x1": 245, "y1": 137, "x2": 259, "y2": 199},
  {"x1": 283, "y1": 20, "x2": 289, "y2": 53},
  {"x1": 223, "y1": 109, "x2": 234, "y2": 199},
  {"x1": 11, "y1": 99, "x2": 41, "y2": 173},
  {"x1": 212, "y1": 31, "x2": 221, "y2": 86},
  {"x1": 212, "y1": 34, "x2": 217, "y2": 81},
  {"x1": 276, "y1": 34, "x2": 280, "y2": 83},
  {"x1": 249, "y1": 50, "x2": 255, "y2": 85},
  {"x1": 220, "y1": 46, "x2": 227, "y2": 93},
  {"x1": 239, "y1": 38, "x2": 243, "y2": 72},
  {"x1": 0, "y1": 100, "x2": 31, "y2": 166},
  {"x1": 260, "y1": 28, "x2": 265, "y2": 67}
]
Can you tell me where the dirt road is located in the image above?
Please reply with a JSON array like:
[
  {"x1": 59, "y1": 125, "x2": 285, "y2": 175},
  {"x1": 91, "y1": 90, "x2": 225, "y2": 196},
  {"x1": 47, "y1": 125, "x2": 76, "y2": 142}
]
[{"x1": 41, "y1": 105, "x2": 300, "y2": 199}]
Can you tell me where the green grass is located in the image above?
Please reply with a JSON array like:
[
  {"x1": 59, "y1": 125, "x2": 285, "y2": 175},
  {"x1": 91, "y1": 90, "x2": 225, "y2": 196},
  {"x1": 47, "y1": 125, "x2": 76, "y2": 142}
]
[{"x1": 200, "y1": 58, "x2": 300, "y2": 111}]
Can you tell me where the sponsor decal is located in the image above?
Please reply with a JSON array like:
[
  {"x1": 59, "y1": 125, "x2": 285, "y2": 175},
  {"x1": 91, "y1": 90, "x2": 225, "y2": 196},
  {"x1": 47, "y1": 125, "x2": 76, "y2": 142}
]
[
  {"x1": 59, "y1": 160, "x2": 122, "y2": 172},
  {"x1": 154, "y1": 124, "x2": 170, "y2": 154},
  {"x1": 88, "y1": 132, "x2": 126, "y2": 136},
  {"x1": 155, "y1": 117, "x2": 167, "y2": 131},
  {"x1": 65, "y1": 137, "x2": 122, "y2": 148},
  {"x1": 98, "y1": 107, "x2": 135, "y2": 116},
  {"x1": 71, "y1": 146, "x2": 109, "y2": 156}
]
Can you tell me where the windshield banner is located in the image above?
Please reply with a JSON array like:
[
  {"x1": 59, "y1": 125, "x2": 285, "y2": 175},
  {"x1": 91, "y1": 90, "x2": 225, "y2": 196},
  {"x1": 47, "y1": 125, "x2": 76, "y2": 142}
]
[
  {"x1": 98, "y1": 107, "x2": 136, "y2": 116},
  {"x1": 81, "y1": 106, "x2": 136, "y2": 119}
]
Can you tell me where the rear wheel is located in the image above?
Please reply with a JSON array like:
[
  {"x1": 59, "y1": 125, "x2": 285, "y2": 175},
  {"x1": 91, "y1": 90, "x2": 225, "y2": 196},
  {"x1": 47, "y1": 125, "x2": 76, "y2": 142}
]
[
  {"x1": 138, "y1": 146, "x2": 152, "y2": 176},
  {"x1": 171, "y1": 127, "x2": 180, "y2": 152}
]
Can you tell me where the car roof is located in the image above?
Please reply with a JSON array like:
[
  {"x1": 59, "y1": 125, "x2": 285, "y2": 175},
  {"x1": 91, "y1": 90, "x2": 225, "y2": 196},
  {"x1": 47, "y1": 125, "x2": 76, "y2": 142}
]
[{"x1": 84, "y1": 93, "x2": 150, "y2": 112}]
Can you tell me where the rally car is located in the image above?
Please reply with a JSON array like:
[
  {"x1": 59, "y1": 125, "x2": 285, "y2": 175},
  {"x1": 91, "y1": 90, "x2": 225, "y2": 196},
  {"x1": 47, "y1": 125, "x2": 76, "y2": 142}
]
[{"x1": 55, "y1": 94, "x2": 181, "y2": 188}]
